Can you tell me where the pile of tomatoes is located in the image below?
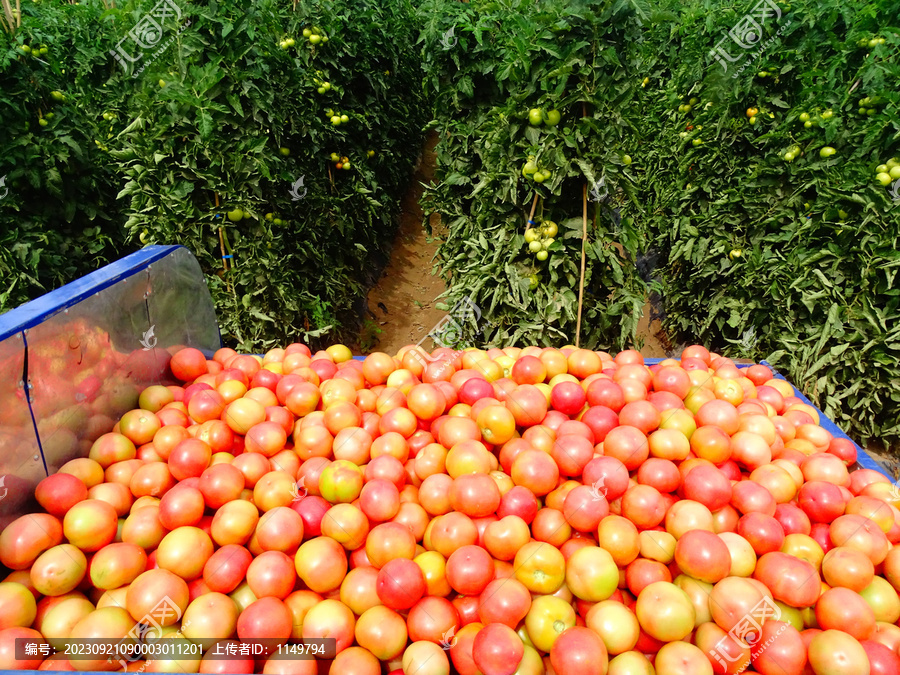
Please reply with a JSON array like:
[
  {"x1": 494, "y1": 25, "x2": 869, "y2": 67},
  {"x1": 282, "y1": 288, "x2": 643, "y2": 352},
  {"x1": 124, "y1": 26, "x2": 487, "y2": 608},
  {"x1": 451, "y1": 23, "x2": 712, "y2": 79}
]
[{"x1": 2, "y1": 342, "x2": 900, "y2": 675}]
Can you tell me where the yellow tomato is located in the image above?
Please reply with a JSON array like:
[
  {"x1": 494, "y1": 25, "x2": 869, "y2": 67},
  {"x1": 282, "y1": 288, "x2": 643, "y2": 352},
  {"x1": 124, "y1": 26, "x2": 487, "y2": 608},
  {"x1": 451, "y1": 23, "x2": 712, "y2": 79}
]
[
  {"x1": 525, "y1": 595, "x2": 576, "y2": 653},
  {"x1": 514, "y1": 541, "x2": 565, "y2": 594},
  {"x1": 414, "y1": 550, "x2": 452, "y2": 597},
  {"x1": 326, "y1": 344, "x2": 353, "y2": 363}
]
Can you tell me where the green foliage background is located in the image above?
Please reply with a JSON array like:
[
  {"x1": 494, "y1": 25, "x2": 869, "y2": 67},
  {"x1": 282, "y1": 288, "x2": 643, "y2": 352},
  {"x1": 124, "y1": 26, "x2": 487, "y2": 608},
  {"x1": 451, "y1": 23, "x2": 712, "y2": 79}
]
[
  {"x1": 419, "y1": 0, "x2": 900, "y2": 444},
  {"x1": 0, "y1": 0, "x2": 425, "y2": 350},
  {"x1": 418, "y1": 0, "x2": 650, "y2": 351}
]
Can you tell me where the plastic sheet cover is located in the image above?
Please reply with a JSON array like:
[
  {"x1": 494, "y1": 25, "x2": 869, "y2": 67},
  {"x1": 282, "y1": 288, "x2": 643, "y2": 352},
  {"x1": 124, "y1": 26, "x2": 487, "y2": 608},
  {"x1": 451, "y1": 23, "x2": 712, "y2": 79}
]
[{"x1": 0, "y1": 246, "x2": 219, "y2": 527}]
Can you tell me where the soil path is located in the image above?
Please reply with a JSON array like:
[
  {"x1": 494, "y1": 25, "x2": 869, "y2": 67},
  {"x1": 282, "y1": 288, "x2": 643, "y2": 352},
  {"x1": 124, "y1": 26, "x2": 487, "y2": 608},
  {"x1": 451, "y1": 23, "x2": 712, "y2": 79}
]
[
  {"x1": 363, "y1": 133, "x2": 447, "y2": 354},
  {"x1": 365, "y1": 133, "x2": 669, "y2": 358}
]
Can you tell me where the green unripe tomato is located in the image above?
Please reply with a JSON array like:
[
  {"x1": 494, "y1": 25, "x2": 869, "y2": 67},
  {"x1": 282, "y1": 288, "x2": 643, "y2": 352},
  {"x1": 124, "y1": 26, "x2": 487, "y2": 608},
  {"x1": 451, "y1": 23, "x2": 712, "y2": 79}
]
[
  {"x1": 528, "y1": 108, "x2": 543, "y2": 126},
  {"x1": 799, "y1": 112, "x2": 810, "y2": 122},
  {"x1": 889, "y1": 166, "x2": 900, "y2": 180},
  {"x1": 303, "y1": 28, "x2": 312, "y2": 37},
  {"x1": 331, "y1": 115, "x2": 341, "y2": 125},
  {"x1": 227, "y1": 209, "x2": 243, "y2": 222},
  {"x1": 876, "y1": 172, "x2": 892, "y2": 186},
  {"x1": 803, "y1": 121, "x2": 812, "y2": 128},
  {"x1": 536, "y1": 250, "x2": 549, "y2": 261},
  {"x1": 692, "y1": 138, "x2": 703, "y2": 146},
  {"x1": 622, "y1": 155, "x2": 632, "y2": 165},
  {"x1": 528, "y1": 240, "x2": 543, "y2": 253},
  {"x1": 340, "y1": 114, "x2": 349, "y2": 124},
  {"x1": 524, "y1": 228, "x2": 539, "y2": 243},
  {"x1": 310, "y1": 34, "x2": 322, "y2": 45},
  {"x1": 279, "y1": 147, "x2": 290, "y2": 156},
  {"x1": 545, "y1": 109, "x2": 561, "y2": 126},
  {"x1": 819, "y1": 146, "x2": 836, "y2": 158}
]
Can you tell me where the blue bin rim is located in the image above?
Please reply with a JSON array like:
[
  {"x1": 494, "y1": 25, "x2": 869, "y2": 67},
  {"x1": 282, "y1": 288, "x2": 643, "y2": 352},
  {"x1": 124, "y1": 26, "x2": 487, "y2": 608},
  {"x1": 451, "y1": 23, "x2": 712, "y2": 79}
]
[{"x1": 0, "y1": 245, "x2": 183, "y2": 343}]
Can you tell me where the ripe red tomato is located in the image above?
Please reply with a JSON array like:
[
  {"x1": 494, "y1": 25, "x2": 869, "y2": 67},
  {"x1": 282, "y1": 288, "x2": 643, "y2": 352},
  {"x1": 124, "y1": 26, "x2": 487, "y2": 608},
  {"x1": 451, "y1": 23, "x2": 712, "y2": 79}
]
[
  {"x1": 511, "y1": 355, "x2": 547, "y2": 385},
  {"x1": 497, "y1": 485, "x2": 539, "y2": 523},
  {"x1": 203, "y1": 544, "x2": 252, "y2": 593},
  {"x1": 376, "y1": 558, "x2": 426, "y2": 610},
  {"x1": 551, "y1": 381, "x2": 586, "y2": 415},
  {"x1": 407, "y1": 596, "x2": 460, "y2": 644},
  {"x1": 446, "y1": 545, "x2": 494, "y2": 596},
  {"x1": 472, "y1": 623, "x2": 524, "y2": 675},
  {"x1": 602, "y1": 425, "x2": 650, "y2": 471},
  {"x1": 158, "y1": 485, "x2": 205, "y2": 529},
  {"x1": 197, "y1": 463, "x2": 245, "y2": 509},
  {"x1": 550, "y1": 626, "x2": 609, "y2": 675},
  {"x1": 450, "y1": 473, "x2": 502, "y2": 518},
  {"x1": 34, "y1": 474, "x2": 88, "y2": 518},
  {"x1": 505, "y1": 384, "x2": 548, "y2": 427},
  {"x1": 171, "y1": 348, "x2": 209, "y2": 382},
  {"x1": 169, "y1": 438, "x2": 213, "y2": 481},
  {"x1": 510, "y1": 449, "x2": 559, "y2": 496}
]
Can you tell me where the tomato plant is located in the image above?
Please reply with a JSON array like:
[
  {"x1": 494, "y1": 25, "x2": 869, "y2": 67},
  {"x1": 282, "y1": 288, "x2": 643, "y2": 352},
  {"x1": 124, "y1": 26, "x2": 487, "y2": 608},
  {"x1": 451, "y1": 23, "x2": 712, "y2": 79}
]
[
  {"x1": 0, "y1": 0, "x2": 425, "y2": 352},
  {"x1": 418, "y1": 0, "x2": 651, "y2": 351}
]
